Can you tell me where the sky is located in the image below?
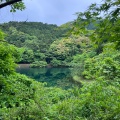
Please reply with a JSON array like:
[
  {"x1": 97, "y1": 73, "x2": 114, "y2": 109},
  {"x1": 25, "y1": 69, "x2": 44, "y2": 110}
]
[{"x1": 0, "y1": 0, "x2": 102, "y2": 26}]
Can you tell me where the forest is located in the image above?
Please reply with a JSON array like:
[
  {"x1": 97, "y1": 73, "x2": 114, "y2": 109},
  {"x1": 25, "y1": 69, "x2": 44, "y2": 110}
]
[
  {"x1": 0, "y1": 21, "x2": 95, "y2": 67},
  {"x1": 0, "y1": 0, "x2": 120, "y2": 119}
]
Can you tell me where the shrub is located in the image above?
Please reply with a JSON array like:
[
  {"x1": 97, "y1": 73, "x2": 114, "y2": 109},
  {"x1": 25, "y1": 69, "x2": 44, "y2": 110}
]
[{"x1": 82, "y1": 51, "x2": 120, "y2": 80}]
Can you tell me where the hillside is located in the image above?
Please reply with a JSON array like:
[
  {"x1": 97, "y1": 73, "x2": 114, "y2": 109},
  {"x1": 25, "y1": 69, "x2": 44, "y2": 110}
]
[
  {"x1": 0, "y1": 22, "x2": 66, "y2": 64},
  {"x1": 0, "y1": 21, "x2": 68, "y2": 44},
  {"x1": 0, "y1": 21, "x2": 91, "y2": 67}
]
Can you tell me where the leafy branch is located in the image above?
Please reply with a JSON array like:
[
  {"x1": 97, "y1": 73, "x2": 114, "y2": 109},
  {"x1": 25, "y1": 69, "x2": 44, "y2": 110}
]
[{"x1": 0, "y1": 0, "x2": 22, "y2": 8}]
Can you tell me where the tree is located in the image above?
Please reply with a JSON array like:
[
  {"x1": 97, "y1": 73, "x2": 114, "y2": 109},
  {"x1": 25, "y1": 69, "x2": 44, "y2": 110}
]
[
  {"x1": 0, "y1": 30, "x2": 22, "y2": 76},
  {"x1": 0, "y1": 0, "x2": 25, "y2": 12},
  {"x1": 73, "y1": 0, "x2": 120, "y2": 49}
]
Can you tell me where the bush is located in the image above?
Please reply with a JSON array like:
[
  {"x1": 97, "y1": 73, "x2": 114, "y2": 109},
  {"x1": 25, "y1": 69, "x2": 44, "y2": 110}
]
[
  {"x1": 50, "y1": 58, "x2": 68, "y2": 67},
  {"x1": 0, "y1": 73, "x2": 71, "y2": 120},
  {"x1": 82, "y1": 51, "x2": 120, "y2": 80}
]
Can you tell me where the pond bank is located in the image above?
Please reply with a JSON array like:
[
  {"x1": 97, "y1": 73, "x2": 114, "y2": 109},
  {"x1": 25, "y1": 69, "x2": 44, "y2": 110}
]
[
  {"x1": 72, "y1": 75, "x2": 93, "y2": 84},
  {"x1": 17, "y1": 64, "x2": 30, "y2": 68},
  {"x1": 17, "y1": 64, "x2": 69, "y2": 68}
]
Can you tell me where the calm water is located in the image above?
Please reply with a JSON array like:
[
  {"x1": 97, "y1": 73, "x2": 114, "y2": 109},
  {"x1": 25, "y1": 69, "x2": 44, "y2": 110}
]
[{"x1": 16, "y1": 67, "x2": 80, "y2": 89}]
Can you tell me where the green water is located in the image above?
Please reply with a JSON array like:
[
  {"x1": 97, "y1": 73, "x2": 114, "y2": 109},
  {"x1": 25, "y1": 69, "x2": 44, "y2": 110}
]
[{"x1": 17, "y1": 67, "x2": 80, "y2": 89}]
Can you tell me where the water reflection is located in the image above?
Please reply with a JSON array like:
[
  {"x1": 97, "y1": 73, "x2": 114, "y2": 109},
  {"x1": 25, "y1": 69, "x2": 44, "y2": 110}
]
[{"x1": 16, "y1": 67, "x2": 79, "y2": 89}]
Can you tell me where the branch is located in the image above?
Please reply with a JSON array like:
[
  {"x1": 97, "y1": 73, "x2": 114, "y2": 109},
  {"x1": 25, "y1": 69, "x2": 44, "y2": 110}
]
[{"x1": 0, "y1": 0, "x2": 22, "y2": 9}]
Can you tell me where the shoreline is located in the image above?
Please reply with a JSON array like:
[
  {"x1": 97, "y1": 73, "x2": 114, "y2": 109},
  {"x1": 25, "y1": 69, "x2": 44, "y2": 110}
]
[
  {"x1": 17, "y1": 63, "x2": 69, "y2": 68},
  {"x1": 17, "y1": 64, "x2": 30, "y2": 68}
]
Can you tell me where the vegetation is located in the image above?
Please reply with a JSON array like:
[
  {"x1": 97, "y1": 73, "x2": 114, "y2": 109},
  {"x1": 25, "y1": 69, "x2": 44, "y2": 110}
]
[
  {"x1": 71, "y1": 0, "x2": 120, "y2": 81},
  {"x1": 0, "y1": 0, "x2": 25, "y2": 11},
  {"x1": 0, "y1": 0, "x2": 120, "y2": 119},
  {"x1": 0, "y1": 22, "x2": 90, "y2": 67}
]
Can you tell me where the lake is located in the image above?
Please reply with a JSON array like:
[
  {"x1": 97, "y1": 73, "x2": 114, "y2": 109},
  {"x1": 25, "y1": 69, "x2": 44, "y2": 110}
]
[{"x1": 16, "y1": 66, "x2": 82, "y2": 89}]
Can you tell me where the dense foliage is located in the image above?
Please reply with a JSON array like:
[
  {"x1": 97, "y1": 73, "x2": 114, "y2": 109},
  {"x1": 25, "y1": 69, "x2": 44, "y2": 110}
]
[
  {"x1": 0, "y1": 0, "x2": 120, "y2": 119},
  {"x1": 0, "y1": 21, "x2": 90, "y2": 67},
  {"x1": 0, "y1": 22, "x2": 69, "y2": 65},
  {"x1": 70, "y1": 0, "x2": 120, "y2": 81},
  {"x1": 0, "y1": 37, "x2": 119, "y2": 119}
]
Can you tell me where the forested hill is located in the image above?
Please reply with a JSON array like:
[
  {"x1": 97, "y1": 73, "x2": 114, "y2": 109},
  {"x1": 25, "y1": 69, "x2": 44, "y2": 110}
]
[
  {"x1": 0, "y1": 21, "x2": 69, "y2": 42},
  {"x1": 0, "y1": 21, "x2": 91, "y2": 67},
  {"x1": 0, "y1": 21, "x2": 75, "y2": 65}
]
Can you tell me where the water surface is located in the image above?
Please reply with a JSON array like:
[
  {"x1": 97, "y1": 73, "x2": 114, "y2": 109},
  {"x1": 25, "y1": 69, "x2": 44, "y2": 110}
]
[{"x1": 17, "y1": 66, "x2": 79, "y2": 89}]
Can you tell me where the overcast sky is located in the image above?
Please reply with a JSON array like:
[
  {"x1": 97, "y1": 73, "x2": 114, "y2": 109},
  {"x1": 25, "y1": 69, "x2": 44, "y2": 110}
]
[{"x1": 0, "y1": 0, "x2": 102, "y2": 26}]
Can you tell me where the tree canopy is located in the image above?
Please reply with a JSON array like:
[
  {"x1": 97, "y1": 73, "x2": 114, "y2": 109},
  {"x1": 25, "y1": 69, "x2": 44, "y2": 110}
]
[
  {"x1": 0, "y1": 0, "x2": 25, "y2": 11},
  {"x1": 73, "y1": 0, "x2": 120, "y2": 49}
]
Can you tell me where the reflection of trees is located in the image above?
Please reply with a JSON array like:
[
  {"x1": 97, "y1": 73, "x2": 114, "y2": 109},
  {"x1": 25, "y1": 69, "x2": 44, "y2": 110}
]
[
  {"x1": 17, "y1": 67, "x2": 73, "y2": 89},
  {"x1": 45, "y1": 69, "x2": 52, "y2": 76}
]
